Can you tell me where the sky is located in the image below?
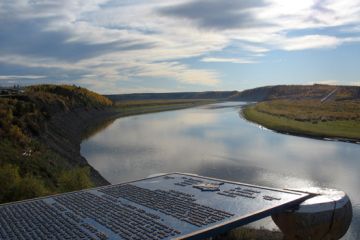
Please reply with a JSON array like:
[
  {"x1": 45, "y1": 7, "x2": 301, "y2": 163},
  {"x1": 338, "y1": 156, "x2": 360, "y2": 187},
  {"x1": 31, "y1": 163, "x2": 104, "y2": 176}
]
[{"x1": 0, "y1": 0, "x2": 360, "y2": 94}]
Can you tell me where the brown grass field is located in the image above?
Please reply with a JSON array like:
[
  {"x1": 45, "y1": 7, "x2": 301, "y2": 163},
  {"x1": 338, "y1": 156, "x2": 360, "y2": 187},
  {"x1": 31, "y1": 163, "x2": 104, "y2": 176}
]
[{"x1": 243, "y1": 99, "x2": 360, "y2": 142}]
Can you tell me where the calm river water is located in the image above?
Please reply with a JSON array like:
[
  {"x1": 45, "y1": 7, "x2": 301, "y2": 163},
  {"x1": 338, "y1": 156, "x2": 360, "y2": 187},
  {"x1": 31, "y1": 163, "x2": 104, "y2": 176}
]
[{"x1": 81, "y1": 102, "x2": 360, "y2": 239}]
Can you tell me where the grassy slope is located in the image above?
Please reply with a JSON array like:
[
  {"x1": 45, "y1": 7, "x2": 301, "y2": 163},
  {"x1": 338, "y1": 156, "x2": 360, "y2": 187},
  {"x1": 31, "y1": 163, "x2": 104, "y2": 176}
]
[
  {"x1": 243, "y1": 100, "x2": 360, "y2": 141},
  {"x1": 230, "y1": 84, "x2": 360, "y2": 101},
  {"x1": 0, "y1": 85, "x2": 216, "y2": 203},
  {"x1": 0, "y1": 85, "x2": 113, "y2": 203}
]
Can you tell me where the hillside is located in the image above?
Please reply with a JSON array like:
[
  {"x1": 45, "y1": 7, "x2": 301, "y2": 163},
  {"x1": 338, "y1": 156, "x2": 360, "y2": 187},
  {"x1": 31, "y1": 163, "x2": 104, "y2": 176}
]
[
  {"x1": 230, "y1": 84, "x2": 360, "y2": 101},
  {"x1": 243, "y1": 99, "x2": 360, "y2": 143},
  {"x1": 0, "y1": 85, "x2": 114, "y2": 203},
  {"x1": 1, "y1": 83, "x2": 359, "y2": 202},
  {"x1": 239, "y1": 84, "x2": 360, "y2": 142},
  {"x1": 106, "y1": 91, "x2": 238, "y2": 102},
  {"x1": 0, "y1": 85, "x2": 219, "y2": 204},
  {"x1": 107, "y1": 84, "x2": 360, "y2": 103}
]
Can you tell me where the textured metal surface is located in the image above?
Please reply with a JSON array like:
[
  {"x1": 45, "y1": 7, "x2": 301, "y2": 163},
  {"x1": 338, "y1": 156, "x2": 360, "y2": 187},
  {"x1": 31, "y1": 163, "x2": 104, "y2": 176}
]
[{"x1": 0, "y1": 173, "x2": 309, "y2": 240}]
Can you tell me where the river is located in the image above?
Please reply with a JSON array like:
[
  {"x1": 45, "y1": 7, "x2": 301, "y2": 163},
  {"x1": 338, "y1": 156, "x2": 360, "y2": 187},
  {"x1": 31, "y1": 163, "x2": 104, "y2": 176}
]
[{"x1": 81, "y1": 102, "x2": 360, "y2": 239}]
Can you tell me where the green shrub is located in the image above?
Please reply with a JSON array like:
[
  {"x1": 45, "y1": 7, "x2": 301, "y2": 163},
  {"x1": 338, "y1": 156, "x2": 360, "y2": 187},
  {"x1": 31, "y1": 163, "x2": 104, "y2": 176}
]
[
  {"x1": 0, "y1": 164, "x2": 48, "y2": 203},
  {"x1": 58, "y1": 167, "x2": 94, "y2": 192},
  {"x1": 0, "y1": 84, "x2": 107, "y2": 203},
  {"x1": 0, "y1": 164, "x2": 21, "y2": 203},
  {"x1": 9, "y1": 125, "x2": 28, "y2": 144},
  {"x1": 12, "y1": 175, "x2": 49, "y2": 201},
  {"x1": 27, "y1": 84, "x2": 113, "y2": 108}
]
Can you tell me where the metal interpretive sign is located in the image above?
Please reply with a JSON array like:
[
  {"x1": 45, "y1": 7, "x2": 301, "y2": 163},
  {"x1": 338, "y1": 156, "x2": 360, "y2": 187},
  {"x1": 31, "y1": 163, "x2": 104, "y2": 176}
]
[{"x1": 0, "y1": 173, "x2": 310, "y2": 240}]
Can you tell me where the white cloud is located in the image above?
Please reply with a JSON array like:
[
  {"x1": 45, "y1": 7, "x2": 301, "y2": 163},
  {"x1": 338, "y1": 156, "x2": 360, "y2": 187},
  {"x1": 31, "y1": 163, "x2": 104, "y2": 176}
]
[
  {"x1": 201, "y1": 57, "x2": 256, "y2": 64},
  {"x1": 343, "y1": 37, "x2": 360, "y2": 43},
  {"x1": 1, "y1": 0, "x2": 360, "y2": 92},
  {"x1": 135, "y1": 61, "x2": 219, "y2": 86},
  {"x1": 279, "y1": 35, "x2": 341, "y2": 51},
  {"x1": 350, "y1": 81, "x2": 360, "y2": 86},
  {"x1": 0, "y1": 0, "x2": 230, "y2": 91},
  {"x1": 0, "y1": 54, "x2": 82, "y2": 70},
  {"x1": 0, "y1": 75, "x2": 46, "y2": 80},
  {"x1": 240, "y1": 44, "x2": 270, "y2": 54}
]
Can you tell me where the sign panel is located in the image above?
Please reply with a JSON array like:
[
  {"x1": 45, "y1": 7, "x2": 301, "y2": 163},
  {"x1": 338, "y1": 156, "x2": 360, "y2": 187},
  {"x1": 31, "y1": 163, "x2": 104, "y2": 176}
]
[{"x1": 0, "y1": 173, "x2": 310, "y2": 239}]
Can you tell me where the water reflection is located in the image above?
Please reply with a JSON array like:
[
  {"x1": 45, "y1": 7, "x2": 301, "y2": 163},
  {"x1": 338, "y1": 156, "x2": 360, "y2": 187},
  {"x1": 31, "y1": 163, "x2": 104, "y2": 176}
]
[
  {"x1": 81, "y1": 102, "x2": 360, "y2": 239},
  {"x1": 82, "y1": 117, "x2": 117, "y2": 140}
]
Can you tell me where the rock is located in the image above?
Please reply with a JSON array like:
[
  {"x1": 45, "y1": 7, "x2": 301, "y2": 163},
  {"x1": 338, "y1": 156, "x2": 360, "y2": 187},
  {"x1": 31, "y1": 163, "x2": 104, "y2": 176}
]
[{"x1": 272, "y1": 187, "x2": 352, "y2": 240}]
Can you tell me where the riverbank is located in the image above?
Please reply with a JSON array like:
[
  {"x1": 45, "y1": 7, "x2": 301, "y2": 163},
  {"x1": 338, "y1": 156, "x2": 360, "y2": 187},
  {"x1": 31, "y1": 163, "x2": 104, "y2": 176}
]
[
  {"x1": 0, "y1": 85, "x2": 116, "y2": 203},
  {"x1": 0, "y1": 86, "x2": 217, "y2": 203},
  {"x1": 242, "y1": 100, "x2": 360, "y2": 144},
  {"x1": 42, "y1": 100, "x2": 216, "y2": 186}
]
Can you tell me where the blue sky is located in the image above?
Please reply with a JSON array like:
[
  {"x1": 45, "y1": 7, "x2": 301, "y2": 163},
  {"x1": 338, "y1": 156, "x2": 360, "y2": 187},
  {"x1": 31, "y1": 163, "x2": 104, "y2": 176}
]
[{"x1": 0, "y1": 0, "x2": 359, "y2": 93}]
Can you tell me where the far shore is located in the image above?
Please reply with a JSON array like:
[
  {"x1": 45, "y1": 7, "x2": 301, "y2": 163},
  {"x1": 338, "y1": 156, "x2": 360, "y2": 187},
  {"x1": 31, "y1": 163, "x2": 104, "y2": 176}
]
[
  {"x1": 82, "y1": 99, "x2": 218, "y2": 140},
  {"x1": 241, "y1": 101, "x2": 360, "y2": 144}
]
